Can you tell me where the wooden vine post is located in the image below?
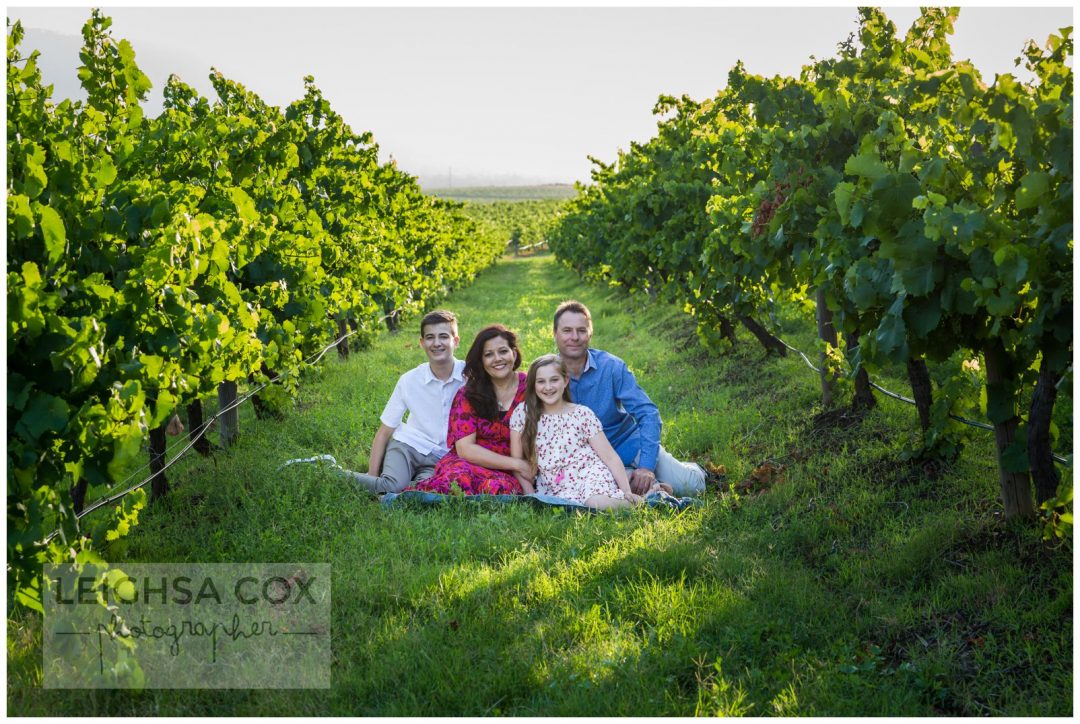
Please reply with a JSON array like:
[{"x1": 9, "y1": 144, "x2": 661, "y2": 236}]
[
  {"x1": 337, "y1": 317, "x2": 351, "y2": 360},
  {"x1": 187, "y1": 400, "x2": 212, "y2": 455},
  {"x1": 1028, "y1": 361, "x2": 1063, "y2": 505},
  {"x1": 737, "y1": 314, "x2": 787, "y2": 356},
  {"x1": 815, "y1": 287, "x2": 838, "y2": 409},
  {"x1": 845, "y1": 331, "x2": 876, "y2": 410},
  {"x1": 906, "y1": 359, "x2": 933, "y2": 434},
  {"x1": 983, "y1": 339, "x2": 1035, "y2": 518},
  {"x1": 218, "y1": 381, "x2": 239, "y2": 449},
  {"x1": 149, "y1": 423, "x2": 169, "y2": 502}
]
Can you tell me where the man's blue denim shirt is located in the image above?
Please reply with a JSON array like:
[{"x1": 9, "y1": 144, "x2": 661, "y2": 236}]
[{"x1": 567, "y1": 348, "x2": 662, "y2": 470}]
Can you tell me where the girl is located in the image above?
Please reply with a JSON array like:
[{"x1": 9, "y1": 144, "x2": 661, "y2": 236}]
[{"x1": 509, "y1": 354, "x2": 643, "y2": 509}]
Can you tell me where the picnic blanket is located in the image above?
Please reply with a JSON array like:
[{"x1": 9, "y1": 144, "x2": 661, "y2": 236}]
[{"x1": 280, "y1": 454, "x2": 700, "y2": 513}]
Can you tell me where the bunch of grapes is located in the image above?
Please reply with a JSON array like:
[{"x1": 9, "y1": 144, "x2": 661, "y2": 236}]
[{"x1": 750, "y1": 180, "x2": 790, "y2": 238}]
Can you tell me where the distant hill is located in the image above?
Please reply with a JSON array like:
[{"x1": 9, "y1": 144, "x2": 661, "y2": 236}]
[{"x1": 426, "y1": 185, "x2": 577, "y2": 202}]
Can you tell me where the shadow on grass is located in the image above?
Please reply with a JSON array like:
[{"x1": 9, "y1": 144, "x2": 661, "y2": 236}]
[
  {"x1": 9, "y1": 257, "x2": 1071, "y2": 717},
  {"x1": 317, "y1": 500, "x2": 906, "y2": 716}
]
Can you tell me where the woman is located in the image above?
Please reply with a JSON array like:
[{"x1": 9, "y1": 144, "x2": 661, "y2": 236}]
[{"x1": 411, "y1": 324, "x2": 533, "y2": 495}]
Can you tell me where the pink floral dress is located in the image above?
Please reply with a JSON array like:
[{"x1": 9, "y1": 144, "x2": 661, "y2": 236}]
[
  {"x1": 509, "y1": 403, "x2": 625, "y2": 504},
  {"x1": 411, "y1": 373, "x2": 527, "y2": 495}
]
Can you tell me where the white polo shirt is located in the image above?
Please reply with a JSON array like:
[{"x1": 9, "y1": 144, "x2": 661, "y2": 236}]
[{"x1": 379, "y1": 359, "x2": 466, "y2": 457}]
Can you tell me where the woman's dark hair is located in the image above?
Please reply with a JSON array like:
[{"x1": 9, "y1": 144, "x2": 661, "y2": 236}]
[{"x1": 463, "y1": 324, "x2": 522, "y2": 421}]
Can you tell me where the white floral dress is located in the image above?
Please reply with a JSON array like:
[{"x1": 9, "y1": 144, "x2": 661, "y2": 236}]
[{"x1": 510, "y1": 403, "x2": 625, "y2": 504}]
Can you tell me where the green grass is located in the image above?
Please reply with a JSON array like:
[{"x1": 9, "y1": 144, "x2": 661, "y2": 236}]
[
  {"x1": 8, "y1": 255, "x2": 1072, "y2": 716},
  {"x1": 426, "y1": 185, "x2": 577, "y2": 202}
]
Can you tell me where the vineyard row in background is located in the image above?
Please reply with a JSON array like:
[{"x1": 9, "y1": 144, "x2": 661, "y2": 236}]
[
  {"x1": 549, "y1": 9, "x2": 1072, "y2": 523},
  {"x1": 6, "y1": 12, "x2": 535, "y2": 612}
]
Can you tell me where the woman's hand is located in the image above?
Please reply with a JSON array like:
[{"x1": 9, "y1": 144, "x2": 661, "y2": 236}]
[{"x1": 459, "y1": 433, "x2": 534, "y2": 478}]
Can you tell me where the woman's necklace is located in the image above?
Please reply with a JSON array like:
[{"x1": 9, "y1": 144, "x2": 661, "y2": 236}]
[{"x1": 494, "y1": 378, "x2": 517, "y2": 410}]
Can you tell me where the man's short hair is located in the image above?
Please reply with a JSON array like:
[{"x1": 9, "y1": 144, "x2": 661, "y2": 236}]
[
  {"x1": 420, "y1": 310, "x2": 458, "y2": 337},
  {"x1": 553, "y1": 300, "x2": 592, "y2": 332}
]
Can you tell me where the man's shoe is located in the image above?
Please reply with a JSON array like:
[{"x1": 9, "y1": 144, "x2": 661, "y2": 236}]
[{"x1": 702, "y1": 463, "x2": 727, "y2": 489}]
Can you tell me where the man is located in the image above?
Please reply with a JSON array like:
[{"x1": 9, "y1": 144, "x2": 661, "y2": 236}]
[
  {"x1": 347, "y1": 310, "x2": 465, "y2": 494},
  {"x1": 553, "y1": 300, "x2": 706, "y2": 497}
]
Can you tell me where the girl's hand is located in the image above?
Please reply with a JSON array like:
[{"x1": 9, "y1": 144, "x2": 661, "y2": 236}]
[
  {"x1": 513, "y1": 458, "x2": 535, "y2": 481},
  {"x1": 624, "y1": 492, "x2": 643, "y2": 506}
]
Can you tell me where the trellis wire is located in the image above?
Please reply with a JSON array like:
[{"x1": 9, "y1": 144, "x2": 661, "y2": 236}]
[
  {"x1": 44, "y1": 308, "x2": 401, "y2": 542},
  {"x1": 774, "y1": 336, "x2": 1069, "y2": 466}
]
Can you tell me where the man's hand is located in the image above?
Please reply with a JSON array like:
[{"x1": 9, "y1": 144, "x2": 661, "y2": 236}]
[{"x1": 629, "y1": 467, "x2": 656, "y2": 495}]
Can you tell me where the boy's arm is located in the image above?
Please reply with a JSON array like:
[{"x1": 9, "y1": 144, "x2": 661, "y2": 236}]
[
  {"x1": 366, "y1": 424, "x2": 396, "y2": 476},
  {"x1": 370, "y1": 373, "x2": 409, "y2": 476}
]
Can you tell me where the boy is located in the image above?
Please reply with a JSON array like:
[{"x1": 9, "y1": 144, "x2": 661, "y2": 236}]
[{"x1": 347, "y1": 310, "x2": 464, "y2": 493}]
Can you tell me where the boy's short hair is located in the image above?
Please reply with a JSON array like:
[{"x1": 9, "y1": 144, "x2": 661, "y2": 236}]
[
  {"x1": 553, "y1": 300, "x2": 592, "y2": 332},
  {"x1": 420, "y1": 310, "x2": 458, "y2": 337}
]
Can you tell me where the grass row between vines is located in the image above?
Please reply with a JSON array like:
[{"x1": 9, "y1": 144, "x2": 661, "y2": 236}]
[{"x1": 7, "y1": 254, "x2": 1071, "y2": 716}]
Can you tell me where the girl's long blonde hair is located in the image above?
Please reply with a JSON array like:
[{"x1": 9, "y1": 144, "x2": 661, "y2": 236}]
[{"x1": 521, "y1": 354, "x2": 572, "y2": 465}]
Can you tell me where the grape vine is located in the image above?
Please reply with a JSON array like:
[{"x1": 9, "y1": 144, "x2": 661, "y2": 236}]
[
  {"x1": 549, "y1": 8, "x2": 1072, "y2": 521},
  {"x1": 7, "y1": 11, "x2": 505, "y2": 614}
]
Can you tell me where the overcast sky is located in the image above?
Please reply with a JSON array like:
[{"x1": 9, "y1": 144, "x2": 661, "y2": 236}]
[{"x1": 7, "y1": 4, "x2": 1073, "y2": 186}]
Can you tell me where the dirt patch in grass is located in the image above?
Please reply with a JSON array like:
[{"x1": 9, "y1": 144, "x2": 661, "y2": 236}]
[
  {"x1": 882, "y1": 605, "x2": 1067, "y2": 716},
  {"x1": 849, "y1": 453, "x2": 953, "y2": 493},
  {"x1": 717, "y1": 350, "x2": 779, "y2": 387},
  {"x1": 783, "y1": 407, "x2": 872, "y2": 460},
  {"x1": 944, "y1": 516, "x2": 1068, "y2": 570},
  {"x1": 811, "y1": 407, "x2": 870, "y2": 431}
]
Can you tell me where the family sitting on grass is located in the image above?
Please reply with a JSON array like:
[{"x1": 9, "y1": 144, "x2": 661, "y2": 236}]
[{"x1": 347, "y1": 302, "x2": 707, "y2": 510}]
